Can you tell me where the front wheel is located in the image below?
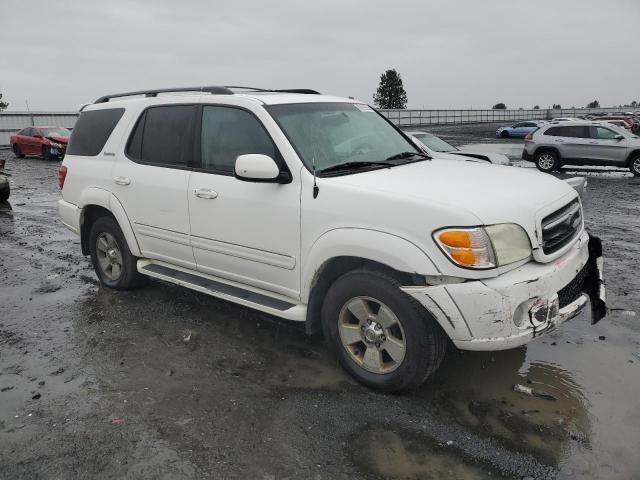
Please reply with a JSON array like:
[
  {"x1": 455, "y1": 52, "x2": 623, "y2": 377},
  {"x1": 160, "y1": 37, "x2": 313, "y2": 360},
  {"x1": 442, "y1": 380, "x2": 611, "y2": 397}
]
[
  {"x1": 12, "y1": 144, "x2": 25, "y2": 158},
  {"x1": 89, "y1": 216, "x2": 146, "y2": 290},
  {"x1": 500, "y1": 131, "x2": 509, "y2": 138},
  {"x1": 321, "y1": 269, "x2": 447, "y2": 392},
  {"x1": 629, "y1": 154, "x2": 640, "y2": 176},
  {"x1": 42, "y1": 146, "x2": 51, "y2": 161},
  {"x1": 535, "y1": 150, "x2": 559, "y2": 172}
]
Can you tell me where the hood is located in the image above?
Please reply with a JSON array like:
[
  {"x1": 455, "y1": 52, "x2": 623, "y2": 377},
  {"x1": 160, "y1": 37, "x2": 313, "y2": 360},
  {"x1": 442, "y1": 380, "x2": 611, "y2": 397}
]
[
  {"x1": 47, "y1": 135, "x2": 69, "y2": 144},
  {"x1": 324, "y1": 159, "x2": 577, "y2": 227}
]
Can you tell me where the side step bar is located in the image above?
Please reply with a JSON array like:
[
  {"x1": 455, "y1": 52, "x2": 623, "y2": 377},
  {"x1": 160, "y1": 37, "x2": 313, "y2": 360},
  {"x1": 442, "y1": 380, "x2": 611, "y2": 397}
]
[{"x1": 138, "y1": 261, "x2": 306, "y2": 321}]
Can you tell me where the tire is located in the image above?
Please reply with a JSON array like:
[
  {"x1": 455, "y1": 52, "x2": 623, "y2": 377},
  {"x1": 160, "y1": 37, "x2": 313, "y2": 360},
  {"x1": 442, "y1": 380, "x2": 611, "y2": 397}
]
[
  {"x1": 12, "y1": 144, "x2": 25, "y2": 158},
  {"x1": 629, "y1": 153, "x2": 640, "y2": 176},
  {"x1": 535, "y1": 150, "x2": 559, "y2": 173},
  {"x1": 321, "y1": 269, "x2": 447, "y2": 392},
  {"x1": 42, "y1": 146, "x2": 51, "y2": 161},
  {"x1": 0, "y1": 183, "x2": 9, "y2": 202},
  {"x1": 89, "y1": 216, "x2": 146, "y2": 290},
  {"x1": 500, "y1": 131, "x2": 509, "y2": 138}
]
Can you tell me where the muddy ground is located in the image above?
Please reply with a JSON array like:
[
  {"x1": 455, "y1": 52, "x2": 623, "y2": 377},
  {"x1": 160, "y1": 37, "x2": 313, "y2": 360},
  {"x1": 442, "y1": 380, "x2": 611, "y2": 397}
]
[{"x1": 0, "y1": 123, "x2": 639, "y2": 479}]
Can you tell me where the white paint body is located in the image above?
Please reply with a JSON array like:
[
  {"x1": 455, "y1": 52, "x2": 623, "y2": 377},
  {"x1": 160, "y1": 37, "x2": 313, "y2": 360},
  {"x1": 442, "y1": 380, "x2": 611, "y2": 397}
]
[{"x1": 59, "y1": 91, "x2": 592, "y2": 350}]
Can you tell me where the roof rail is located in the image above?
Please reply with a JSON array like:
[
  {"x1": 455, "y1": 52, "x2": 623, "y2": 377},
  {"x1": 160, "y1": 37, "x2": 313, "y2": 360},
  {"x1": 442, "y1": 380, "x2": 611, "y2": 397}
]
[
  {"x1": 225, "y1": 86, "x2": 321, "y2": 95},
  {"x1": 94, "y1": 86, "x2": 234, "y2": 104}
]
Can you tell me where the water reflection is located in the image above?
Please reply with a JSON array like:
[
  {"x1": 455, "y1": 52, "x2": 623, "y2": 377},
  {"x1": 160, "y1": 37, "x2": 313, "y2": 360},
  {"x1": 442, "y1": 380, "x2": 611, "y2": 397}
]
[{"x1": 419, "y1": 347, "x2": 591, "y2": 466}]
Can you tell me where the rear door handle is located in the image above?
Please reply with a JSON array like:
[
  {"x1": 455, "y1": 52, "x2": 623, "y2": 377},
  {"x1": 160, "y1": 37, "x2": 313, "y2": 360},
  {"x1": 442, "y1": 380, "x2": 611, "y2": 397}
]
[
  {"x1": 194, "y1": 188, "x2": 218, "y2": 199},
  {"x1": 114, "y1": 176, "x2": 131, "y2": 186}
]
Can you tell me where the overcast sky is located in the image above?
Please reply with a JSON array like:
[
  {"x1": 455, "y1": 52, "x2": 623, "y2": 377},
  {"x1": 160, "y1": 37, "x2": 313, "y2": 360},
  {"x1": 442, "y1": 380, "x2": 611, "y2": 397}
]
[{"x1": 1, "y1": 0, "x2": 639, "y2": 111}]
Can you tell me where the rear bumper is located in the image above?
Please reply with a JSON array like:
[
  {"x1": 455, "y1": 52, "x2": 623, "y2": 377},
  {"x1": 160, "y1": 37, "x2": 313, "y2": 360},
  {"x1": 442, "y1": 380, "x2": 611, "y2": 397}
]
[
  {"x1": 402, "y1": 232, "x2": 606, "y2": 351},
  {"x1": 522, "y1": 149, "x2": 534, "y2": 162},
  {"x1": 58, "y1": 199, "x2": 81, "y2": 234}
]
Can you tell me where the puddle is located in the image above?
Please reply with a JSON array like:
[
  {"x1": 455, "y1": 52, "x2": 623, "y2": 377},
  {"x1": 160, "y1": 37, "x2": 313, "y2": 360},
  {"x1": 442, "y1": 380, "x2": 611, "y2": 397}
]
[{"x1": 351, "y1": 427, "x2": 505, "y2": 480}]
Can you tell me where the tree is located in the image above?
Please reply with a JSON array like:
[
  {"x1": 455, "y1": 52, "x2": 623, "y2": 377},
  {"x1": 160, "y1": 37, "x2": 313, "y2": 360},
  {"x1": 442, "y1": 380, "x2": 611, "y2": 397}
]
[
  {"x1": 586, "y1": 100, "x2": 600, "y2": 108},
  {"x1": 632, "y1": 100, "x2": 637, "y2": 108},
  {"x1": 533, "y1": 105, "x2": 540, "y2": 110},
  {"x1": 552, "y1": 104, "x2": 562, "y2": 109},
  {"x1": 0, "y1": 93, "x2": 8, "y2": 111},
  {"x1": 373, "y1": 69, "x2": 407, "y2": 109},
  {"x1": 492, "y1": 102, "x2": 507, "y2": 110}
]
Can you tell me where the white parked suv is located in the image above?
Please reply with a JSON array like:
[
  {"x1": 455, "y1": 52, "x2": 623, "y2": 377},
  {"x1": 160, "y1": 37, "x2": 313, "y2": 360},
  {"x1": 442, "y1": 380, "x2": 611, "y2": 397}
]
[{"x1": 58, "y1": 86, "x2": 607, "y2": 392}]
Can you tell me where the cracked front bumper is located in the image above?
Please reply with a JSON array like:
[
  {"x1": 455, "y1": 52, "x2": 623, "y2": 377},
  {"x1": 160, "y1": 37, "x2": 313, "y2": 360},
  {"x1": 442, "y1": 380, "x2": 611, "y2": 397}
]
[{"x1": 402, "y1": 232, "x2": 606, "y2": 351}]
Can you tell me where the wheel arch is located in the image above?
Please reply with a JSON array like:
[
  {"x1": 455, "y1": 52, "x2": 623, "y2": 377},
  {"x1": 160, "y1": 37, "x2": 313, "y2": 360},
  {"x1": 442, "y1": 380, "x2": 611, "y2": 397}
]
[
  {"x1": 78, "y1": 192, "x2": 141, "y2": 257},
  {"x1": 625, "y1": 149, "x2": 640, "y2": 166},
  {"x1": 534, "y1": 146, "x2": 561, "y2": 159},
  {"x1": 302, "y1": 229, "x2": 440, "y2": 334}
]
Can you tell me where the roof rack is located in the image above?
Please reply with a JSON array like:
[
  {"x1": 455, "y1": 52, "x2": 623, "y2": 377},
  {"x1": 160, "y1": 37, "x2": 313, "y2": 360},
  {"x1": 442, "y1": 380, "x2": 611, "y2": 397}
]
[
  {"x1": 93, "y1": 85, "x2": 321, "y2": 104},
  {"x1": 94, "y1": 86, "x2": 234, "y2": 104},
  {"x1": 225, "y1": 86, "x2": 321, "y2": 95}
]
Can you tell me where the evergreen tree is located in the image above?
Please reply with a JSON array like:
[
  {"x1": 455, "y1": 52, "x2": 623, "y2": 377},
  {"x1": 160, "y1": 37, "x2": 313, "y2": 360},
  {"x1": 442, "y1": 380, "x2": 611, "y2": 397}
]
[{"x1": 373, "y1": 69, "x2": 407, "y2": 109}]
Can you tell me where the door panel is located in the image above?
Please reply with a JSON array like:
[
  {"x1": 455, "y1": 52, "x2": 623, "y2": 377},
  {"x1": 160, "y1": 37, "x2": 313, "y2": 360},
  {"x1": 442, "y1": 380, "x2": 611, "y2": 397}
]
[
  {"x1": 112, "y1": 105, "x2": 196, "y2": 269},
  {"x1": 588, "y1": 127, "x2": 628, "y2": 164},
  {"x1": 188, "y1": 105, "x2": 300, "y2": 298}
]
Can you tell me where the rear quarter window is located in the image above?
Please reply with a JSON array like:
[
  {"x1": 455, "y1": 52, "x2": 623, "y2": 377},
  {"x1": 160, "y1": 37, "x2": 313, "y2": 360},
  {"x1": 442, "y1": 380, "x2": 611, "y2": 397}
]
[{"x1": 66, "y1": 108, "x2": 125, "y2": 156}]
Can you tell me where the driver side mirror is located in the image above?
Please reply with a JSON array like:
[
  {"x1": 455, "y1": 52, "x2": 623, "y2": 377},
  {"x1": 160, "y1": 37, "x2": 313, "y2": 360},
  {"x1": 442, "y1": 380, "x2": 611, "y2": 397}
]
[
  {"x1": 615, "y1": 135, "x2": 624, "y2": 140},
  {"x1": 234, "y1": 154, "x2": 291, "y2": 183}
]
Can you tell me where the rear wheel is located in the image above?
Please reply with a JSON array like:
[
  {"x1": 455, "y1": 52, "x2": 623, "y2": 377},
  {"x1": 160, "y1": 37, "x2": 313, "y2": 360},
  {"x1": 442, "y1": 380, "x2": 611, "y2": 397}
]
[
  {"x1": 89, "y1": 216, "x2": 146, "y2": 290},
  {"x1": 12, "y1": 144, "x2": 24, "y2": 158},
  {"x1": 629, "y1": 154, "x2": 640, "y2": 176},
  {"x1": 535, "y1": 150, "x2": 559, "y2": 172},
  {"x1": 321, "y1": 269, "x2": 447, "y2": 392}
]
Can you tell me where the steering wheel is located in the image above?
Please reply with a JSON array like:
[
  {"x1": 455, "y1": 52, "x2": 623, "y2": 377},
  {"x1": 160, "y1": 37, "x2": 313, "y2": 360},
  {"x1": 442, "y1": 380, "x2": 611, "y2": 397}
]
[{"x1": 351, "y1": 143, "x2": 374, "y2": 156}]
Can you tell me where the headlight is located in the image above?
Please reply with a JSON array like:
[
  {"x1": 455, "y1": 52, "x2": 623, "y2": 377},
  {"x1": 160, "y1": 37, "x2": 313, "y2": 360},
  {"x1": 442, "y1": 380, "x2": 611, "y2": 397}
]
[
  {"x1": 433, "y1": 224, "x2": 531, "y2": 269},
  {"x1": 50, "y1": 142, "x2": 63, "y2": 148}
]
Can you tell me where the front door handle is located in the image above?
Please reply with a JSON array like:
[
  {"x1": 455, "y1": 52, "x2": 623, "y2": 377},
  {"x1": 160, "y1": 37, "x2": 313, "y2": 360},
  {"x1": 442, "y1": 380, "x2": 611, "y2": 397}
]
[
  {"x1": 114, "y1": 176, "x2": 131, "y2": 186},
  {"x1": 194, "y1": 188, "x2": 218, "y2": 199}
]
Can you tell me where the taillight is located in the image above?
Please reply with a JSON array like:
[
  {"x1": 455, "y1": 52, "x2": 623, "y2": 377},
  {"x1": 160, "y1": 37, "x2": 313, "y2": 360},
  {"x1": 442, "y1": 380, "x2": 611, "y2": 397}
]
[
  {"x1": 525, "y1": 128, "x2": 538, "y2": 141},
  {"x1": 58, "y1": 165, "x2": 67, "y2": 189}
]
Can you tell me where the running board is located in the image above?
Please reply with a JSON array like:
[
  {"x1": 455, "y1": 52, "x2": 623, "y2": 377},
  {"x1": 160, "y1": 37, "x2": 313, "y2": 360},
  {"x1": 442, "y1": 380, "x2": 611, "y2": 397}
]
[{"x1": 138, "y1": 261, "x2": 306, "y2": 321}]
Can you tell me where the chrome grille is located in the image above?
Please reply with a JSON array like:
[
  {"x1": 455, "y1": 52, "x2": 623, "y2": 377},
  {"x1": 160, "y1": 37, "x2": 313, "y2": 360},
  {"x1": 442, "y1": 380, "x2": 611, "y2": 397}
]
[{"x1": 541, "y1": 200, "x2": 582, "y2": 254}]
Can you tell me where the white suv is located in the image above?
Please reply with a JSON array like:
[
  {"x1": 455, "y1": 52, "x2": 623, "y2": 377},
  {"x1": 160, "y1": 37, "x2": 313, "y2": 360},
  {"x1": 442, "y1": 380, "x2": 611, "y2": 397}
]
[{"x1": 58, "y1": 86, "x2": 607, "y2": 391}]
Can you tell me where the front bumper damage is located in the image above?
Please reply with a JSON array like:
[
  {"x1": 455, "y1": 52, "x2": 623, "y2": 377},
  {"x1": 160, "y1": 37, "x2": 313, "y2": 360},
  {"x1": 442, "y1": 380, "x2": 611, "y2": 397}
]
[{"x1": 402, "y1": 232, "x2": 606, "y2": 351}]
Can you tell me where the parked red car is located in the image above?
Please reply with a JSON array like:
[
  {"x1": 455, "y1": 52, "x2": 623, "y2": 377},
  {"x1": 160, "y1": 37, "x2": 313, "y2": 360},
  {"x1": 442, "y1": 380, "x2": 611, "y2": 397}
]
[{"x1": 10, "y1": 126, "x2": 71, "y2": 160}]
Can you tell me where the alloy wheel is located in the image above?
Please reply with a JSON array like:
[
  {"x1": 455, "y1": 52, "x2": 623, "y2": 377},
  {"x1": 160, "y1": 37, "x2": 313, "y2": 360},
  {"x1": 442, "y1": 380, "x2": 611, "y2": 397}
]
[
  {"x1": 96, "y1": 232, "x2": 123, "y2": 281},
  {"x1": 338, "y1": 296, "x2": 406, "y2": 374},
  {"x1": 538, "y1": 153, "x2": 555, "y2": 170}
]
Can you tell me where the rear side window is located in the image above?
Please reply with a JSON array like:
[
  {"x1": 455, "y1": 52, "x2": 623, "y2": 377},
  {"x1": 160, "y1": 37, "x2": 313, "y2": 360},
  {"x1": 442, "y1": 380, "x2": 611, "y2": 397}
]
[
  {"x1": 67, "y1": 108, "x2": 124, "y2": 156},
  {"x1": 544, "y1": 126, "x2": 562, "y2": 136},
  {"x1": 126, "y1": 105, "x2": 195, "y2": 166},
  {"x1": 563, "y1": 126, "x2": 589, "y2": 138}
]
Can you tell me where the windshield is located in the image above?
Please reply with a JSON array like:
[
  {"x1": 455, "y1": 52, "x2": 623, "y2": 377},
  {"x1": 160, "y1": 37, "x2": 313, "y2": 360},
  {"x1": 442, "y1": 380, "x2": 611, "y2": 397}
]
[
  {"x1": 412, "y1": 132, "x2": 457, "y2": 152},
  {"x1": 41, "y1": 127, "x2": 71, "y2": 137},
  {"x1": 267, "y1": 102, "x2": 418, "y2": 173}
]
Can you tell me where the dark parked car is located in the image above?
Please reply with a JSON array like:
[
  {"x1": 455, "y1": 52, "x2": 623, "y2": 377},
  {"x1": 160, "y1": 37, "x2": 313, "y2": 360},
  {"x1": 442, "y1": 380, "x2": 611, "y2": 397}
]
[
  {"x1": 0, "y1": 158, "x2": 9, "y2": 202},
  {"x1": 10, "y1": 126, "x2": 71, "y2": 160}
]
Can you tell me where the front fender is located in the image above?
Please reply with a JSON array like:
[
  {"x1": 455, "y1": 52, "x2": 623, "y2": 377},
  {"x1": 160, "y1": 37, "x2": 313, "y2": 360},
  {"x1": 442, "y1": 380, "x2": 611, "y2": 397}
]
[{"x1": 301, "y1": 228, "x2": 440, "y2": 302}]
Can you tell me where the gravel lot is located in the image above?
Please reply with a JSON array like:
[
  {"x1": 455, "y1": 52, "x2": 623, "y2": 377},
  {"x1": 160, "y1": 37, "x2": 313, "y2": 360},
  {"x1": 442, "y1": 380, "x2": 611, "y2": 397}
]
[{"x1": 1, "y1": 123, "x2": 639, "y2": 479}]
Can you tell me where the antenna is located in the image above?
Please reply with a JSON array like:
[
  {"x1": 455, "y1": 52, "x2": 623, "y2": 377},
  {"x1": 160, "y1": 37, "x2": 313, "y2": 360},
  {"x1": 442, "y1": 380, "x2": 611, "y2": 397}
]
[
  {"x1": 25, "y1": 99, "x2": 34, "y2": 126},
  {"x1": 312, "y1": 154, "x2": 319, "y2": 199}
]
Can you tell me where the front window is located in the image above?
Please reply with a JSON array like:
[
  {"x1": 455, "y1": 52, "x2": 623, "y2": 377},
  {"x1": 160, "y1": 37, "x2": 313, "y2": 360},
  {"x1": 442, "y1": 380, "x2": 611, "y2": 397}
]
[
  {"x1": 41, "y1": 127, "x2": 71, "y2": 137},
  {"x1": 267, "y1": 102, "x2": 418, "y2": 173},
  {"x1": 412, "y1": 133, "x2": 457, "y2": 152}
]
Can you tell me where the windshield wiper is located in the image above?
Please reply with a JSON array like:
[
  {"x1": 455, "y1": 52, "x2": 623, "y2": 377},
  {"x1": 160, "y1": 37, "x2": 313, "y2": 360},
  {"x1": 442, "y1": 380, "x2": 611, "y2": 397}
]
[
  {"x1": 384, "y1": 151, "x2": 431, "y2": 162},
  {"x1": 318, "y1": 161, "x2": 393, "y2": 174}
]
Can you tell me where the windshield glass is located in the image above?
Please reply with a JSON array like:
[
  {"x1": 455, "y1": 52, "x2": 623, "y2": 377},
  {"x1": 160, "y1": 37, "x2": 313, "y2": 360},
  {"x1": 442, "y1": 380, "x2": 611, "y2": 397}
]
[
  {"x1": 267, "y1": 102, "x2": 418, "y2": 172},
  {"x1": 412, "y1": 132, "x2": 456, "y2": 152},
  {"x1": 41, "y1": 127, "x2": 71, "y2": 137}
]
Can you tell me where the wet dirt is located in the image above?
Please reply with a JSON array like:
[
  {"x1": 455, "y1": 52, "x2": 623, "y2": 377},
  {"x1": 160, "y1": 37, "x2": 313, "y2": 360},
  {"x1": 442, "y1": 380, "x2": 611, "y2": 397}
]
[{"x1": 0, "y1": 135, "x2": 639, "y2": 479}]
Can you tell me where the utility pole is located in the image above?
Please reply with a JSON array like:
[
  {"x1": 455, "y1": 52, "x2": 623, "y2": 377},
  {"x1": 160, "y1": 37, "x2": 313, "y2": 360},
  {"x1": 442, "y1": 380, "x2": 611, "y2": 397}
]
[{"x1": 25, "y1": 99, "x2": 34, "y2": 126}]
